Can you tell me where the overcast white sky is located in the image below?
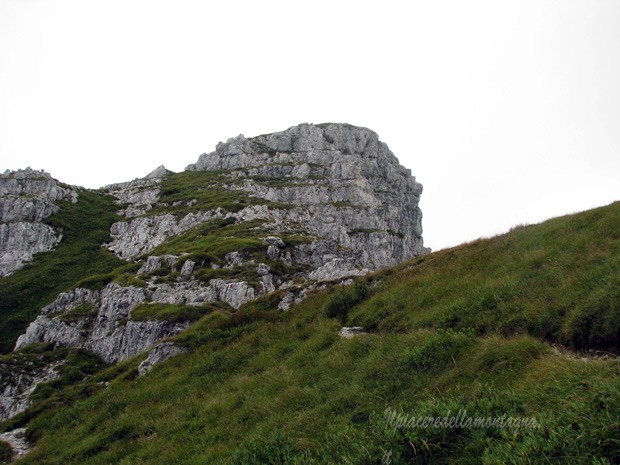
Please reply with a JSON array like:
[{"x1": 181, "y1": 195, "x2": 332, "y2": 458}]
[{"x1": 1, "y1": 1, "x2": 619, "y2": 250}]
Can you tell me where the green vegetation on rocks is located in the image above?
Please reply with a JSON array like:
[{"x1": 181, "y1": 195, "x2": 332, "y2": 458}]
[
  {"x1": 130, "y1": 302, "x2": 230, "y2": 323},
  {"x1": 0, "y1": 190, "x2": 125, "y2": 354},
  {"x1": 145, "y1": 171, "x2": 286, "y2": 217}
]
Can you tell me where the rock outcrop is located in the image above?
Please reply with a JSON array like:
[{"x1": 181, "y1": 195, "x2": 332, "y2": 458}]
[
  {"x1": 339, "y1": 326, "x2": 366, "y2": 339},
  {"x1": 107, "y1": 210, "x2": 225, "y2": 259},
  {"x1": 12, "y1": 124, "x2": 427, "y2": 360},
  {"x1": 14, "y1": 284, "x2": 192, "y2": 363},
  {"x1": 186, "y1": 123, "x2": 426, "y2": 270},
  {"x1": 0, "y1": 361, "x2": 60, "y2": 421},
  {"x1": 13, "y1": 274, "x2": 262, "y2": 364},
  {"x1": 0, "y1": 428, "x2": 30, "y2": 460},
  {"x1": 102, "y1": 166, "x2": 172, "y2": 219},
  {"x1": 0, "y1": 168, "x2": 77, "y2": 276},
  {"x1": 5, "y1": 124, "x2": 427, "y2": 427},
  {"x1": 138, "y1": 342, "x2": 187, "y2": 376}
]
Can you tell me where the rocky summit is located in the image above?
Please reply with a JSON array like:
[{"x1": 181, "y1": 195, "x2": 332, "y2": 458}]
[
  {"x1": 186, "y1": 123, "x2": 426, "y2": 270},
  {"x1": 0, "y1": 123, "x2": 426, "y2": 427}
]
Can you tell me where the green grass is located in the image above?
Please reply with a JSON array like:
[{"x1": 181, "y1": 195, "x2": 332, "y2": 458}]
[
  {"x1": 9, "y1": 293, "x2": 620, "y2": 464},
  {"x1": 147, "y1": 218, "x2": 269, "y2": 260},
  {"x1": 323, "y1": 278, "x2": 370, "y2": 323},
  {"x1": 57, "y1": 303, "x2": 99, "y2": 324},
  {"x1": 347, "y1": 228, "x2": 384, "y2": 235},
  {"x1": 146, "y1": 217, "x2": 312, "y2": 278},
  {"x1": 346, "y1": 201, "x2": 620, "y2": 353},
  {"x1": 130, "y1": 302, "x2": 231, "y2": 323},
  {"x1": 0, "y1": 190, "x2": 125, "y2": 354},
  {"x1": 145, "y1": 171, "x2": 286, "y2": 217},
  {"x1": 3, "y1": 202, "x2": 620, "y2": 464},
  {"x1": 0, "y1": 440, "x2": 11, "y2": 463}
]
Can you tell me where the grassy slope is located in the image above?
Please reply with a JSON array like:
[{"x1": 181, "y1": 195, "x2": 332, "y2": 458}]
[
  {"x1": 348, "y1": 201, "x2": 620, "y2": 353},
  {"x1": 5, "y1": 202, "x2": 619, "y2": 464},
  {"x1": 0, "y1": 190, "x2": 125, "y2": 354}
]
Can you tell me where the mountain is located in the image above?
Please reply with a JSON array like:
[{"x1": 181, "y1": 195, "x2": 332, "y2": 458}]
[
  {"x1": 1, "y1": 124, "x2": 619, "y2": 464},
  {"x1": 0, "y1": 123, "x2": 426, "y2": 436}
]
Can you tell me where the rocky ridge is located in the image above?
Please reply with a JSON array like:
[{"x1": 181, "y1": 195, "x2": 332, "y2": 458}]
[{"x1": 1, "y1": 123, "x2": 427, "y2": 430}]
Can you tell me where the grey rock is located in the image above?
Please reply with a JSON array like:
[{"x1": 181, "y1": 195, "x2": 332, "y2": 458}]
[
  {"x1": 0, "y1": 168, "x2": 77, "y2": 206},
  {"x1": 277, "y1": 286, "x2": 309, "y2": 311},
  {"x1": 186, "y1": 123, "x2": 426, "y2": 271},
  {"x1": 15, "y1": 316, "x2": 84, "y2": 351},
  {"x1": 278, "y1": 291, "x2": 295, "y2": 311},
  {"x1": 263, "y1": 236, "x2": 286, "y2": 248},
  {"x1": 40, "y1": 287, "x2": 100, "y2": 315},
  {"x1": 260, "y1": 274, "x2": 276, "y2": 293},
  {"x1": 0, "y1": 222, "x2": 62, "y2": 277},
  {"x1": 14, "y1": 274, "x2": 258, "y2": 364},
  {"x1": 105, "y1": 177, "x2": 161, "y2": 219},
  {"x1": 145, "y1": 165, "x2": 173, "y2": 179},
  {"x1": 180, "y1": 259, "x2": 195, "y2": 276},
  {"x1": 294, "y1": 288, "x2": 309, "y2": 305},
  {"x1": 215, "y1": 134, "x2": 252, "y2": 157},
  {"x1": 15, "y1": 283, "x2": 191, "y2": 363},
  {"x1": 308, "y1": 258, "x2": 370, "y2": 282},
  {"x1": 149, "y1": 282, "x2": 218, "y2": 306},
  {"x1": 257, "y1": 263, "x2": 270, "y2": 276},
  {"x1": 339, "y1": 327, "x2": 366, "y2": 338},
  {"x1": 105, "y1": 166, "x2": 172, "y2": 218},
  {"x1": 0, "y1": 428, "x2": 30, "y2": 460},
  {"x1": 267, "y1": 245, "x2": 280, "y2": 260},
  {"x1": 87, "y1": 320, "x2": 190, "y2": 364},
  {"x1": 210, "y1": 279, "x2": 256, "y2": 309},
  {"x1": 0, "y1": 362, "x2": 60, "y2": 422},
  {"x1": 138, "y1": 342, "x2": 187, "y2": 376},
  {"x1": 0, "y1": 169, "x2": 77, "y2": 276},
  {"x1": 0, "y1": 197, "x2": 59, "y2": 223},
  {"x1": 137, "y1": 255, "x2": 178, "y2": 276},
  {"x1": 225, "y1": 251, "x2": 244, "y2": 267},
  {"x1": 293, "y1": 240, "x2": 339, "y2": 268},
  {"x1": 107, "y1": 210, "x2": 224, "y2": 260}
]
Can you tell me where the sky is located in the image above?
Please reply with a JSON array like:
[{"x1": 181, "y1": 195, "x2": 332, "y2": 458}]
[{"x1": 1, "y1": 1, "x2": 619, "y2": 251}]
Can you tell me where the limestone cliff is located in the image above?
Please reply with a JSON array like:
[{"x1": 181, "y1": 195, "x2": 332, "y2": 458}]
[
  {"x1": 0, "y1": 168, "x2": 77, "y2": 276},
  {"x1": 186, "y1": 123, "x2": 426, "y2": 270},
  {"x1": 1, "y1": 123, "x2": 427, "y2": 427}
]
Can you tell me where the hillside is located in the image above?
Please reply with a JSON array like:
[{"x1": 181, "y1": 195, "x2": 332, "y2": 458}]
[
  {"x1": 2, "y1": 201, "x2": 620, "y2": 464},
  {"x1": 1, "y1": 123, "x2": 429, "y2": 460}
]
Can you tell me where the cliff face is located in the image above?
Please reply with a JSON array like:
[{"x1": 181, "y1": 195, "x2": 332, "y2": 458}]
[
  {"x1": 187, "y1": 123, "x2": 426, "y2": 270},
  {"x1": 1, "y1": 123, "x2": 427, "y2": 424},
  {"x1": 0, "y1": 168, "x2": 77, "y2": 277}
]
